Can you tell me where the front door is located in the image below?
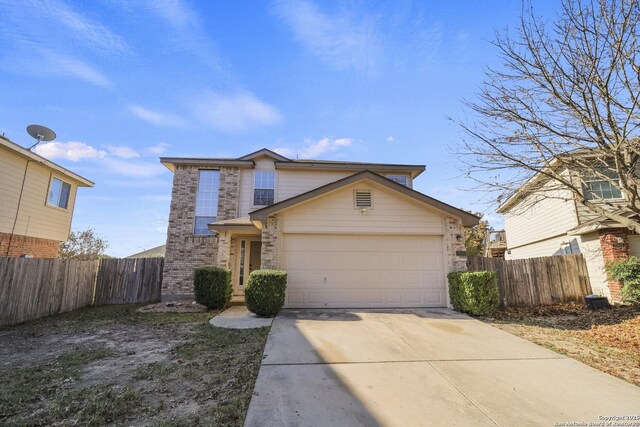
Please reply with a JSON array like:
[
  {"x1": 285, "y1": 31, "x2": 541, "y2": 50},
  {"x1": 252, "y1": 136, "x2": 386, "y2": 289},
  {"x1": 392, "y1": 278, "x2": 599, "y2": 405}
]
[{"x1": 237, "y1": 238, "x2": 262, "y2": 295}]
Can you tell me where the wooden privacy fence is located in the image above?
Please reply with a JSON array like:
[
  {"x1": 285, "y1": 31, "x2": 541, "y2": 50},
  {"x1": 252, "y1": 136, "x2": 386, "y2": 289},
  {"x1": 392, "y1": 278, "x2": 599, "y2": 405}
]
[
  {"x1": 0, "y1": 257, "x2": 163, "y2": 326},
  {"x1": 467, "y1": 254, "x2": 592, "y2": 307},
  {"x1": 94, "y1": 258, "x2": 163, "y2": 306}
]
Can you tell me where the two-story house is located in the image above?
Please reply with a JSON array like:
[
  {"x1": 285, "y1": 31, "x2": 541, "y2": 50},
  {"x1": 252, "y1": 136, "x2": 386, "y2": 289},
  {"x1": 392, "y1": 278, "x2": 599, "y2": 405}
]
[
  {"x1": 498, "y1": 161, "x2": 639, "y2": 303},
  {"x1": 0, "y1": 134, "x2": 94, "y2": 258},
  {"x1": 160, "y1": 148, "x2": 478, "y2": 308}
]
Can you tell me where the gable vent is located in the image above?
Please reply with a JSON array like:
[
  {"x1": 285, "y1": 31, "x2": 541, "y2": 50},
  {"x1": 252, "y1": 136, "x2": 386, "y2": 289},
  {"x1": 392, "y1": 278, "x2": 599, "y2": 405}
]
[{"x1": 354, "y1": 190, "x2": 373, "y2": 208}]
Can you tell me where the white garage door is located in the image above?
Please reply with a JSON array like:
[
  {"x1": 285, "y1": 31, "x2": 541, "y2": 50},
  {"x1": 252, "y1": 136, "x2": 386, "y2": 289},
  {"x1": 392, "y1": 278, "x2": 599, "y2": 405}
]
[{"x1": 282, "y1": 234, "x2": 446, "y2": 308}]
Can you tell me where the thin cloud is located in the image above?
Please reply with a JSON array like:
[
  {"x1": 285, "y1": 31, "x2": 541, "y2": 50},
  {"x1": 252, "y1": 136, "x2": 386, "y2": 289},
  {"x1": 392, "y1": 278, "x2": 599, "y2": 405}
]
[
  {"x1": 193, "y1": 90, "x2": 282, "y2": 133},
  {"x1": 34, "y1": 141, "x2": 107, "y2": 161},
  {"x1": 412, "y1": 20, "x2": 443, "y2": 70},
  {"x1": 386, "y1": 135, "x2": 395, "y2": 142},
  {"x1": 148, "y1": 143, "x2": 170, "y2": 155},
  {"x1": 275, "y1": 137, "x2": 353, "y2": 159},
  {"x1": 108, "y1": 146, "x2": 140, "y2": 159},
  {"x1": 41, "y1": 50, "x2": 112, "y2": 87},
  {"x1": 141, "y1": 0, "x2": 220, "y2": 69},
  {"x1": 273, "y1": 0, "x2": 381, "y2": 72},
  {"x1": 102, "y1": 158, "x2": 167, "y2": 178},
  {"x1": 0, "y1": 0, "x2": 129, "y2": 55},
  {"x1": 129, "y1": 105, "x2": 187, "y2": 127},
  {"x1": 39, "y1": 0, "x2": 129, "y2": 54},
  {"x1": 34, "y1": 140, "x2": 166, "y2": 178}
]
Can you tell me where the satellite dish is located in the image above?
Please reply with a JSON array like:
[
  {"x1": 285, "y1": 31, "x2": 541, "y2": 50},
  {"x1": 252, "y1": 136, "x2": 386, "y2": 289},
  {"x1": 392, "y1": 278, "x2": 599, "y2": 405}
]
[{"x1": 26, "y1": 124, "x2": 56, "y2": 151}]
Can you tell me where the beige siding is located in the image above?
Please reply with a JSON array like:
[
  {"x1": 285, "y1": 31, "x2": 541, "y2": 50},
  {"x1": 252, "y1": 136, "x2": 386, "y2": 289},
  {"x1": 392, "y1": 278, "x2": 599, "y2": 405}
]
[
  {"x1": 629, "y1": 235, "x2": 640, "y2": 256},
  {"x1": 277, "y1": 169, "x2": 353, "y2": 202},
  {"x1": 0, "y1": 147, "x2": 77, "y2": 241},
  {"x1": 238, "y1": 157, "x2": 415, "y2": 217},
  {"x1": 504, "y1": 179, "x2": 578, "y2": 250},
  {"x1": 505, "y1": 235, "x2": 578, "y2": 259},
  {"x1": 279, "y1": 180, "x2": 445, "y2": 235},
  {"x1": 578, "y1": 233, "x2": 609, "y2": 298}
]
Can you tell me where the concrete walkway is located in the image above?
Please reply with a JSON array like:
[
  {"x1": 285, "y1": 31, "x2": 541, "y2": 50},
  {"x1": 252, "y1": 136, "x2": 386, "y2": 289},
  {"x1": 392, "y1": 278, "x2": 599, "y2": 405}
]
[
  {"x1": 209, "y1": 306, "x2": 273, "y2": 329},
  {"x1": 245, "y1": 309, "x2": 640, "y2": 427}
]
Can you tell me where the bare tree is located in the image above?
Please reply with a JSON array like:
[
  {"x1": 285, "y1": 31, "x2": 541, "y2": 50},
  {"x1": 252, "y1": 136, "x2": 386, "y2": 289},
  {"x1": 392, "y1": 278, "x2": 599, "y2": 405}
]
[
  {"x1": 59, "y1": 229, "x2": 109, "y2": 260},
  {"x1": 459, "y1": 0, "x2": 640, "y2": 232}
]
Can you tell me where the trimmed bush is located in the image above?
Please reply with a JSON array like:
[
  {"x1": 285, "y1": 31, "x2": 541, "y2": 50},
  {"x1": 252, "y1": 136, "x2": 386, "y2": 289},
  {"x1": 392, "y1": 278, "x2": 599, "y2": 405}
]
[
  {"x1": 448, "y1": 271, "x2": 499, "y2": 316},
  {"x1": 607, "y1": 257, "x2": 640, "y2": 304},
  {"x1": 193, "y1": 266, "x2": 232, "y2": 309},
  {"x1": 245, "y1": 270, "x2": 287, "y2": 317}
]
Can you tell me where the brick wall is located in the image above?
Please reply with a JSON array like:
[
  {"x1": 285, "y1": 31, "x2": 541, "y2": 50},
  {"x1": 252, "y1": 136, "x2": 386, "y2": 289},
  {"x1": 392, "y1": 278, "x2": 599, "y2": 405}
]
[
  {"x1": 162, "y1": 166, "x2": 240, "y2": 299},
  {"x1": 598, "y1": 228, "x2": 630, "y2": 303},
  {"x1": 0, "y1": 231, "x2": 60, "y2": 258},
  {"x1": 445, "y1": 216, "x2": 467, "y2": 273},
  {"x1": 260, "y1": 215, "x2": 281, "y2": 269}
]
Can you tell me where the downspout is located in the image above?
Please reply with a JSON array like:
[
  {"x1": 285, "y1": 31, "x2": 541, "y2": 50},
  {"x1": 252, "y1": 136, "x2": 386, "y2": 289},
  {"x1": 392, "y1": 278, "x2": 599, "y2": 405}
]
[{"x1": 7, "y1": 160, "x2": 31, "y2": 256}]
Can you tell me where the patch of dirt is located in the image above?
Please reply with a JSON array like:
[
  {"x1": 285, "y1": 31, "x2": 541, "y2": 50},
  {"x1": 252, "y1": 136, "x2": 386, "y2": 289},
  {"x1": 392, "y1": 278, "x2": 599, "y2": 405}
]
[
  {"x1": 137, "y1": 301, "x2": 209, "y2": 313},
  {"x1": 0, "y1": 304, "x2": 269, "y2": 426},
  {"x1": 479, "y1": 304, "x2": 640, "y2": 387}
]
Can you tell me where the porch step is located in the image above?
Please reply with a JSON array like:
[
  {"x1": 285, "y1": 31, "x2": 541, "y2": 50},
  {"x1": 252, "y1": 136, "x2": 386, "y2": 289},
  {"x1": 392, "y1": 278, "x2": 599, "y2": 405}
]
[{"x1": 230, "y1": 295, "x2": 245, "y2": 306}]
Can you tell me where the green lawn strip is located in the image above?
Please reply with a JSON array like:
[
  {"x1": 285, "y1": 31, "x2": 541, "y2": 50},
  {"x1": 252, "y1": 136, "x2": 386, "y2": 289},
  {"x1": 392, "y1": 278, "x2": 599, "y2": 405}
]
[
  {"x1": 0, "y1": 348, "x2": 114, "y2": 421},
  {"x1": 39, "y1": 304, "x2": 220, "y2": 331},
  {"x1": 24, "y1": 384, "x2": 146, "y2": 426}
]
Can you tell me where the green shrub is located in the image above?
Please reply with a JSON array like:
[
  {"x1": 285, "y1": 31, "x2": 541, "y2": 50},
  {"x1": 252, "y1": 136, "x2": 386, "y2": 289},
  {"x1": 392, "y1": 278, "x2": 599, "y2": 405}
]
[
  {"x1": 193, "y1": 266, "x2": 232, "y2": 309},
  {"x1": 448, "y1": 271, "x2": 499, "y2": 316},
  {"x1": 606, "y1": 257, "x2": 640, "y2": 304},
  {"x1": 245, "y1": 270, "x2": 287, "y2": 317}
]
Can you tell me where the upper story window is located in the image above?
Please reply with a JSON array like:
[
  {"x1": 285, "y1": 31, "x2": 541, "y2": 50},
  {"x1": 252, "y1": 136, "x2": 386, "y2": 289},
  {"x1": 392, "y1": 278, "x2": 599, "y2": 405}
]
[
  {"x1": 582, "y1": 164, "x2": 623, "y2": 201},
  {"x1": 48, "y1": 177, "x2": 71, "y2": 209},
  {"x1": 254, "y1": 171, "x2": 275, "y2": 206},
  {"x1": 194, "y1": 170, "x2": 219, "y2": 235},
  {"x1": 387, "y1": 175, "x2": 409, "y2": 186}
]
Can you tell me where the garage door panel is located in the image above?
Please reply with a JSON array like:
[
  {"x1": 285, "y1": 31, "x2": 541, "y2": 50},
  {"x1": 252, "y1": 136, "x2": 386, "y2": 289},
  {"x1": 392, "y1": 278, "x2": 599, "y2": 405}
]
[{"x1": 282, "y1": 234, "x2": 447, "y2": 308}]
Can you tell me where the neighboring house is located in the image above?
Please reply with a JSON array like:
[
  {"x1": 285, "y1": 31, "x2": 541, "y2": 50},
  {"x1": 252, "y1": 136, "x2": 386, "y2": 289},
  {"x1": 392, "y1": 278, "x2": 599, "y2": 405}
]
[
  {"x1": 497, "y1": 164, "x2": 639, "y2": 302},
  {"x1": 160, "y1": 148, "x2": 478, "y2": 308},
  {"x1": 0, "y1": 134, "x2": 94, "y2": 258},
  {"x1": 126, "y1": 244, "x2": 166, "y2": 258},
  {"x1": 484, "y1": 230, "x2": 507, "y2": 258}
]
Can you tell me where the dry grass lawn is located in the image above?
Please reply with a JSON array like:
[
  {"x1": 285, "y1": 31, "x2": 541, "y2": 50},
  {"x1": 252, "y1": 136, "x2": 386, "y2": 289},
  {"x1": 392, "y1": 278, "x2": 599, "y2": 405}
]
[
  {"x1": 0, "y1": 304, "x2": 269, "y2": 426},
  {"x1": 479, "y1": 304, "x2": 640, "y2": 387}
]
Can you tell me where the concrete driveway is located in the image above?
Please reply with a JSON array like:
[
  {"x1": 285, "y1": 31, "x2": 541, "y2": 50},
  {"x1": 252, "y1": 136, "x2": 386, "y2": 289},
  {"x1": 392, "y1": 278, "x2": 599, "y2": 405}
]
[{"x1": 245, "y1": 309, "x2": 640, "y2": 427}]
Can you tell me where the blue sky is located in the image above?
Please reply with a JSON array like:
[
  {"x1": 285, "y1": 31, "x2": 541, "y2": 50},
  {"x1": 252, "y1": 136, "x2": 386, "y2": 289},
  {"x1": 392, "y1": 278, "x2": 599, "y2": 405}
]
[{"x1": 0, "y1": 0, "x2": 560, "y2": 257}]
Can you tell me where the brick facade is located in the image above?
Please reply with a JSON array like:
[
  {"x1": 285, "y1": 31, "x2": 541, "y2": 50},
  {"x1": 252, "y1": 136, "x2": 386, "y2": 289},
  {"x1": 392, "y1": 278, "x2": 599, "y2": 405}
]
[
  {"x1": 445, "y1": 216, "x2": 467, "y2": 273},
  {"x1": 0, "y1": 231, "x2": 60, "y2": 258},
  {"x1": 260, "y1": 215, "x2": 281, "y2": 269},
  {"x1": 598, "y1": 228, "x2": 630, "y2": 303},
  {"x1": 162, "y1": 166, "x2": 240, "y2": 299}
]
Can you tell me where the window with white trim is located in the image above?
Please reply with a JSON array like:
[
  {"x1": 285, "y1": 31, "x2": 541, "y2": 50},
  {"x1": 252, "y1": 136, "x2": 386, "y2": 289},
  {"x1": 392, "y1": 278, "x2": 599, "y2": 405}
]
[
  {"x1": 387, "y1": 175, "x2": 409, "y2": 186},
  {"x1": 194, "y1": 170, "x2": 219, "y2": 235},
  {"x1": 582, "y1": 164, "x2": 623, "y2": 201},
  {"x1": 48, "y1": 177, "x2": 71, "y2": 209},
  {"x1": 253, "y1": 171, "x2": 275, "y2": 206}
]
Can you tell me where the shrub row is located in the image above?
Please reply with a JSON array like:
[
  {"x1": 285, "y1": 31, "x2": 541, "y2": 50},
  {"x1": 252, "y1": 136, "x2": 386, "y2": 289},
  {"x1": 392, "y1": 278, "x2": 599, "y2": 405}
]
[
  {"x1": 193, "y1": 266, "x2": 288, "y2": 317},
  {"x1": 448, "y1": 271, "x2": 499, "y2": 316}
]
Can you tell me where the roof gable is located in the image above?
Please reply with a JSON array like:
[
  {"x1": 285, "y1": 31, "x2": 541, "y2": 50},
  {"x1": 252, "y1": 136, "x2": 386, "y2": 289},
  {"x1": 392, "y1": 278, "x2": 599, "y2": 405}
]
[
  {"x1": 0, "y1": 135, "x2": 94, "y2": 187},
  {"x1": 237, "y1": 148, "x2": 291, "y2": 162},
  {"x1": 249, "y1": 170, "x2": 479, "y2": 226}
]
